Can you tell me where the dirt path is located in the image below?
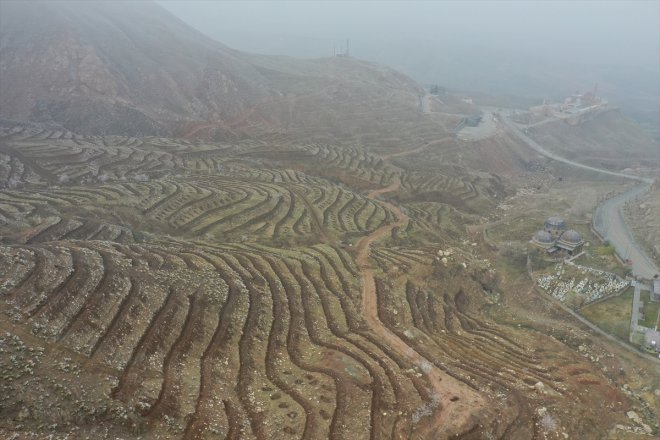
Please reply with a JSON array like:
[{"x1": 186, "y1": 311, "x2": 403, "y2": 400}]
[
  {"x1": 420, "y1": 93, "x2": 432, "y2": 114},
  {"x1": 381, "y1": 136, "x2": 453, "y2": 161},
  {"x1": 457, "y1": 111, "x2": 498, "y2": 141},
  {"x1": 355, "y1": 177, "x2": 485, "y2": 437}
]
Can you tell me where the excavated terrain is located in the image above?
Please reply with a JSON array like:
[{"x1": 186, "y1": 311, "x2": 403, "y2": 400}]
[
  {"x1": 0, "y1": 121, "x2": 658, "y2": 440},
  {"x1": 1, "y1": 2, "x2": 658, "y2": 439}
]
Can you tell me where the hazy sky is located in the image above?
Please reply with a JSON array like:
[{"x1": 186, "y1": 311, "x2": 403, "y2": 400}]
[
  {"x1": 158, "y1": 1, "x2": 660, "y2": 124},
  {"x1": 158, "y1": 1, "x2": 658, "y2": 63}
]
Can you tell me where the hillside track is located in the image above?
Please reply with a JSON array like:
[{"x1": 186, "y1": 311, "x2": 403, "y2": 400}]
[
  {"x1": 380, "y1": 136, "x2": 454, "y2": 160},
  {"x1": 356, "y1": 177, "x2": 486, "y2": 438}
]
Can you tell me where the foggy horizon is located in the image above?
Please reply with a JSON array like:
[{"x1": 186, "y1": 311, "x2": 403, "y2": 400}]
[
  {"x1": 158, "y1": 0, "x2": 660, "y2": 128},
  {"x1": 158, "y1": 1, "x2": 659, "y2": 64}
]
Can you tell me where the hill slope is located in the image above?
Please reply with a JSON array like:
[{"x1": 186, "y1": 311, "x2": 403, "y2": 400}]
[
  {"x1": 0, "y1": 0, "x2": 423, "y2": 138},
  {"x1": 2, "y1": 124, "x2": 654, "y2": 439},
  {"x1": 526, "y1": 109, "x2": 660, "y2": 170},
  {"x1": 1, "y1": 2, "x2": 659, "y2": 439}
]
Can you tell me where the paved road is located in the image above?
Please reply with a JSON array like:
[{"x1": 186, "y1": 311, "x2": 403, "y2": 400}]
[
  {"x1": 502, "y1": 117, "x2": 653, "y2": 184},
  {"x1": 593, "y1": 185, "x2": 658, "y2": 279},
  {"x1": 420, "y1": 93, "x2": 432, "y2": 114},
  {"x1": 457, "y1": 111, "x2": 497, "y2": 141},
  {"x1": 503, "y1": 116, "x2": 658, "y2": 279}
]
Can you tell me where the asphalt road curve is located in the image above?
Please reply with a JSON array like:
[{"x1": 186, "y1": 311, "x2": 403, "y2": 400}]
[
  {"x1": 593, "y1": 183, "x2": 658, "y2": 279},
  {"x1": 503, "y1": 116, "x2": 658, "y2": 279}
]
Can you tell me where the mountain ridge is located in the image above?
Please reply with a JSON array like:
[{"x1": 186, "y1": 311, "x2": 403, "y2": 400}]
[{"x1": 0, "y1": 0, "x2": 424, "y2": 138}]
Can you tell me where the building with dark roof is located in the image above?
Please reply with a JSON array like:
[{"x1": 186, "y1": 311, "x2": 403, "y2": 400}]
[
  {"x1": 544, "y1": 216, "x2": 567, "y2": 238},
  {"x1": 531, "y1": 217, "x2": 584, "y2": 256},
  {"x1": 533, "y1": 230, "x2": 554, "y2": 246},
  {"x1": 557, "y1": 229, "x2": 584, "y2": 254}
]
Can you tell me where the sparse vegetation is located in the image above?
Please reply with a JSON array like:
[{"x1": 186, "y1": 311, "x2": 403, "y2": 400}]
[
  {"x1": 581, "y1": 287, "x2": 634, "y2": 340},
  {"x1": 596, "y1": 245, "x2": 616, "y2": 256},
  {"x1": 1, "y1": 1, "x2": 658, "y2": 438},
  {"x1": 639, "y1": 291, "x2": 660, "y2": 329},
  {"x1": 1, "y1": 122, "x2": 651, "y2": 439}
]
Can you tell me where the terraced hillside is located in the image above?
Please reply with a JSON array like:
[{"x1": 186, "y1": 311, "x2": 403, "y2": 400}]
[
  {"x1": 2, "y1": 0, "x2": 659, "y2": 437},
  {"x1": 1, "y1": 120, "x2": 656, "y2": 440},
  {"x1": 0, "y1": 126, "x2": 405, "y2": 245},
  {"x1": 0, "y1": 238, "x2": 499, "y2": 438}
]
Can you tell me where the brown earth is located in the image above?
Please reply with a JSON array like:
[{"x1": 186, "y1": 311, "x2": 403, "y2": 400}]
[
  {"x1": 0, "y1": 1, "x2": 658, "y2": 439},
  {"x1": 0, "y1": 1, "x2": 425, "y2": 140},
  {"x1": 357, "y1": 176, "x2": 487, "y2": 438}
]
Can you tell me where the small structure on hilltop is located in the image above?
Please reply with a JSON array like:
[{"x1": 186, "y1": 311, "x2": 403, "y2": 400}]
[
  {"x1": 335, "y1": 39, "x2": 350, "y2": 58},
  {"x1": 531, "y1": 216, "x2": 585, "y2": 256}
]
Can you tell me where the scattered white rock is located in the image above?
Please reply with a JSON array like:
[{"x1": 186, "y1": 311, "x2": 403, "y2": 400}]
[
  {"x1": 626, "y1": 411, "x2": 641, "y2": 424},
  {"x1": 534, "y1": 381, "x2": 545, "y2": 394}
]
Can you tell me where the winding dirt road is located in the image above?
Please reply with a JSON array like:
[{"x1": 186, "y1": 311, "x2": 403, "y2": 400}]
[
  {"x1": 380, "y1": 136, "x2": 453, "y2": 161},
  {"x1": 355, "y1": 177, "x2": 484, "y2": 437}
]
